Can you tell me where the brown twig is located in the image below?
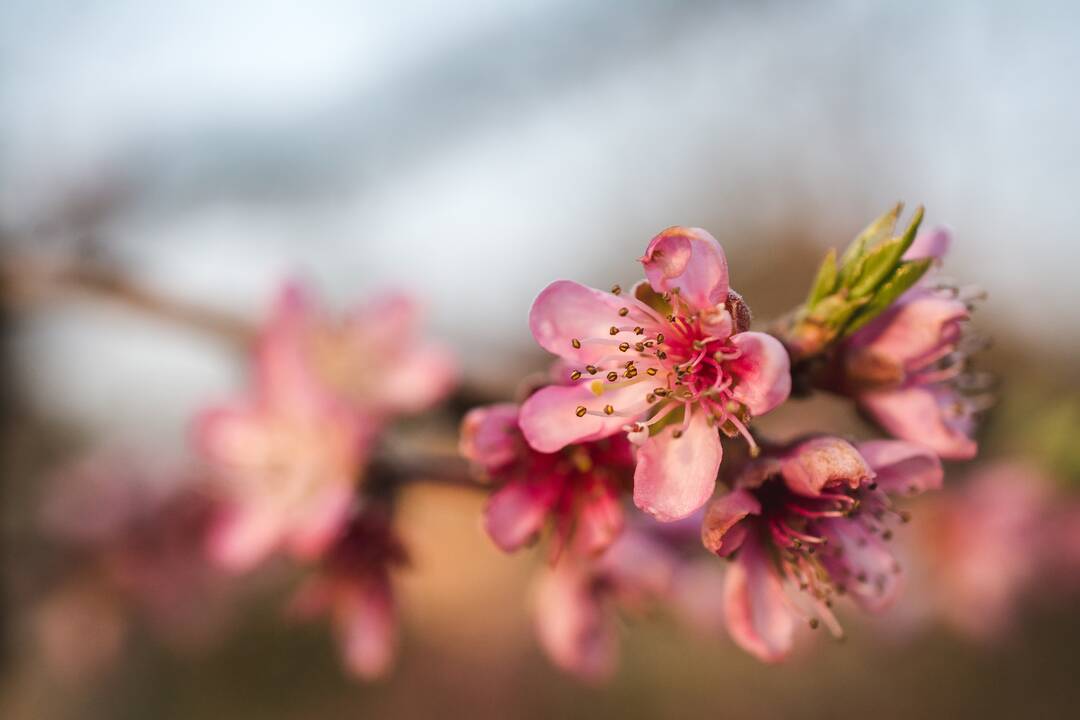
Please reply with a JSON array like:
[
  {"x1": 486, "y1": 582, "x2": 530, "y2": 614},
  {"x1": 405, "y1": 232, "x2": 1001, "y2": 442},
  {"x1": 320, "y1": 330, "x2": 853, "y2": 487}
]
[{"x1": 0, "y1": 255, "x2": 257, "y2": 346}]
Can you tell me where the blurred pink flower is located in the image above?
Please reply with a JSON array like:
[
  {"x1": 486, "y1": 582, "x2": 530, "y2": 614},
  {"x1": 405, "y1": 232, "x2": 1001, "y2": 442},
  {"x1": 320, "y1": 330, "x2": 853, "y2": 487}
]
[
  {"x1": 702, "y1": 437, "x2": 942, "y2": 662},
  {"x1": 900, "y1": 462, "x2": 1060, "y2": 640},
  {"x1": 460, "y1": 402, "x2": 633, "y2": 559},
  {"x1": 289, "y1": 510, "x2": 407, "y2": 680},
  {"x1": 196, "y1": 307, "x2": 372, "y2": 571},
  {"x1": 37, "y1": 453, "x2": 235, "y2": 666},
  {"x1": 840, "y1": 229, "x2": 982, "y2": 459},
  {"x1": 265, "y1": 282, "x2": 457, "y2": 420},
  {"x1": 532, "y1": 522, "x2": 725, "y2": 681},
  {"x1": 520, "y1": 227, "x2": 790, "y2": 522},
  {"x1": 194, "y1": 282, "x2": 458, "y2": 571}
]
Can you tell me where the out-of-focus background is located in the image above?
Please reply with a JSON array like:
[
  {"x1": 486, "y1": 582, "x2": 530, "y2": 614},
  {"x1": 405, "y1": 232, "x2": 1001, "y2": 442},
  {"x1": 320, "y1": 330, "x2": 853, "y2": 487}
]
[{"x1": 1, "y1": 2, "x2": 1078, "y2": 718}]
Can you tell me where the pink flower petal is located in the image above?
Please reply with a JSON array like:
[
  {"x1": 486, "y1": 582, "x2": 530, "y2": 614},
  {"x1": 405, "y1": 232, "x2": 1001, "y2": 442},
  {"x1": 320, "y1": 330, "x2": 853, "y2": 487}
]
[
  {"x1": 255, "y1": 282, "x2": 329, "y2": 417},
  {"x1": 849, "y1": 291, "x2": 968, "y2": 370},
  {"x1": 701, "y1": 488, "x2": 761, "y2": 557},
  {"x1": 903, "y1": 226, "x2": 951, "y2": 262},
  {"x1": 727, "y1": 332, "x2": 792, "y2": 416},
  {"x1": 286, "y1": 484, "x2": 354, "y2": 560},
  {"x1": 633, "y1": 409, "x2": 722, "y2": 522},
  {"x1": 337, "y1": 581, "x2": 397, "y2": 680},
  {"x1": 193, "y1": 406, "x2": 269, "y2": 469},
  {"x1": 533, "y1": 564, "x2": 616, "y2": 682},
  {"x1": 347, "y1": 292, "x2": 421, "y2": 354},
  {"x1": 856, "y1": 440, "x2": 943, "y2": 496},
  {"x1": 529, "y1": 280, "x2": 640, "y2": 365},
  {"x1": 640, "y1": 227, "x2": 729, "y2": 310},
  {"x1": 780, "y1": 437, "x2": 874, "y2": 498},
  {"x1": 860, "y1": 386, "x2": 977, "y2": 460},
  {"x1": 459, "y1": 403, "x2": 521, "y2": 470},
  {"x1": 519, "y1": 381, "x2": 649, "y2": 453},
  {"x1": 369, "y1": 341, "x2": 457, "y2": 414},
  {"x1": 597, "y1": 530, "x2": 676, "y2": 597},
  {"x1": 206, "y1": 505, "x2": 283, "y2": 572},
  {"x1": 571, "y1": 485, "x2": 625, "y2": 557},
  {"x1": 723, "y1": 534, "x2": 796, "y2": 662},
  {"x1": 817, "y1": 519, "x2": 903, "y2": 613},
  {"x1": 483, "y1": 478, "x2": 560, "y2": 552}
]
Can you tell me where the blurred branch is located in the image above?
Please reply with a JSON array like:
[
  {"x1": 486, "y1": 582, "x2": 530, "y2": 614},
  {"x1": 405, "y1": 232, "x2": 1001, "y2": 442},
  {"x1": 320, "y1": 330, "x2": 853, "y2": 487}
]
[{"x1": 0, "y1": 254, "x2": 257, "y2": 346}]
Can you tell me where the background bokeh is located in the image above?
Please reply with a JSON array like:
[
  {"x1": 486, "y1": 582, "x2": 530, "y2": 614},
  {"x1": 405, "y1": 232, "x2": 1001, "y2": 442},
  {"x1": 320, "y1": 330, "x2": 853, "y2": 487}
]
[{"x1": 1, "y1": 2, "x2": 1078, "y2": 718}]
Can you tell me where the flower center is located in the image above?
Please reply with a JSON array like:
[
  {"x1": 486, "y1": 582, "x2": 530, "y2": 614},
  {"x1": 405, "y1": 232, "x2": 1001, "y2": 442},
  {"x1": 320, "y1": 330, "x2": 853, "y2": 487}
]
[
  {"x1": 753, "y1": 477, "x2": 909, "y2": 635},
  {"x1": 566, "y1": 287, "x2": 756, "y2": 448}
]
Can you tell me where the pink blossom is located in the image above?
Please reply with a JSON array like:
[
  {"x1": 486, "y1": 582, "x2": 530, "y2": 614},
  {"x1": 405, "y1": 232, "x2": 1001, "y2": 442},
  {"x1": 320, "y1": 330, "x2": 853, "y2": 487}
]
[
  {"x1": 520, "y1": 227, "x2": 791, "y2": 522},
  {"x1": 701, "y1": 437, "x2": 942, "y2": 662},
  {"x1": 532, "y1": 560, "x2": 618, "y2": 682},
  {"x1": 460, "y1": 402, "x2": 633, "y2": 558},
  {"x1": 532, "y1": 522, "x2": 725, "y2": 680},
  {"x1": 264, "y1": 282, "x2": 457, "y2": 420},
  {"x1": 38, "y1": 453, "x2": 235, "y2": 658},
  {"x1": 289, "y1": 510, "x2": 407, "y2": 680},
  {"x1": 840, "y1": 229, "x2": 982, "y2": 459},
  {"x1": 902, "y1": 462, "x2": 1054, "y2": 640},
  {"x1": 196, "y1": 309, "x2": 372, "y2": 571}
]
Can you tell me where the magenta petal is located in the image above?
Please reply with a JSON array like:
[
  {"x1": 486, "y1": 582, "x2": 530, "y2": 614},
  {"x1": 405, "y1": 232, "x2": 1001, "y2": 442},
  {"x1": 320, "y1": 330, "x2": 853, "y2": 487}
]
[
  {"x1": 723, "y1": 534, "x2": 796, "y2": 662},
  {"x1": 780, "y1": 437, "x2": 874, "y2": 497},
  {"x1": 903, "y1": 226, "x2": 951, "y2": 262},
  {"x1": 484, "y1": 478, "x2": 559, "y2": 552},
  {"x1": 702, "y1": 488, "x2": 761, "y2": 557},
  {"x1": 633, "y1": 409, "x2": 721, "y2": 522},
  {"x1": 529, "y1": 280, "x2": 640, "y2": 365},
  {"x1": 727, "y1": 332, "x2": 792, "y2": 416},
  {"x1": 459, "y1": 403, "x2": 520, "y2": 470},
  {"x1": 533, "y1": 564, "x2": 616, "y2": 682},
  {"x1": 640, "y1": 227, "x2": 730, "y2": 310},
  {"x1": 519, "y1": 382, "x2": 647, "y2": 453},
  {"x1": 338, "y1": 581, "x2": 397, "y2": 680},
  {"x1": 860, "y1": 386, "x2": 977, "y2": 460},
  {"x1": 856, "y1": 440, "x2": 943, "y2": 496}
]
